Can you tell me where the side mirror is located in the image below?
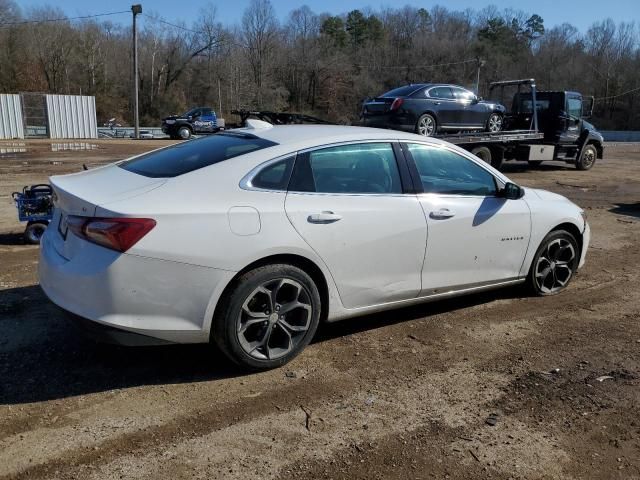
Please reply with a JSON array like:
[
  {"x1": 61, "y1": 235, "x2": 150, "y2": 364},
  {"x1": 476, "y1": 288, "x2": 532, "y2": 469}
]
[
  {"x1": 471, "y1": 96, "x2": 480, "y2": 104},
  {"x1": 500, "y1": 182, "x2": 524, "y2": 200}
]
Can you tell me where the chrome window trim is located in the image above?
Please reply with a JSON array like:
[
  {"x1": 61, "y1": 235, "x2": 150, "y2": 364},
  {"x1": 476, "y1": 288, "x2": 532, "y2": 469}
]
[{"x1": 239, "y1": 153, "x2": 296, "y2": 192}]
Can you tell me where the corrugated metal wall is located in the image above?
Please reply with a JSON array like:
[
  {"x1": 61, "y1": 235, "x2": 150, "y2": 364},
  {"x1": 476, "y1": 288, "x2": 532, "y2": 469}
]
[
  {"x1": 0, "y1": 94, "x2": 25, "y2": 139},
  {"x1": 45, "y1": 94, "x2": 98, "y2": 139}
]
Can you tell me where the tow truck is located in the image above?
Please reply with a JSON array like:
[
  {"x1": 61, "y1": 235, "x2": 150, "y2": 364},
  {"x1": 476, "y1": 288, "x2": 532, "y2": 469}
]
[{"x1": 429, "y1": 79, "x2": 604, "y2": 170}]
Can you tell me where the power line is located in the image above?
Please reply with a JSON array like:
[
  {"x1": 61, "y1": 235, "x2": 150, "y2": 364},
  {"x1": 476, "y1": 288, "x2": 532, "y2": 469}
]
[
  {"x1": 144, "y1": 15, "x2": 203, "y2": 35},
  {"x1": 595, "y1": 86, "x2": 640, "y2": 101},
  {"x1": 0, "y1": 10, "x2": 130, "y2": 27}
]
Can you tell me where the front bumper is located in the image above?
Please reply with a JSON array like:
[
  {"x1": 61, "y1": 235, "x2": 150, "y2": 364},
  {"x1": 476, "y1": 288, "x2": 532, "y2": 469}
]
[
  {"x1": 578, "y1": 221, "x2": 590, "y2": 269},
  {"x1": 39, "y1": 229, "x2": 234, "y2": 344}
]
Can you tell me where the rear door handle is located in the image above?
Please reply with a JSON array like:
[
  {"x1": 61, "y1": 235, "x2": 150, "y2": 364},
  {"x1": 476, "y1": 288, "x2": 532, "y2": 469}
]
[
  {"x1": 430, "y1": 209, "x2": 455, "y2": 219},
  {"x1": 307, "y1": 211, "x2": 342, "y2": 224}
]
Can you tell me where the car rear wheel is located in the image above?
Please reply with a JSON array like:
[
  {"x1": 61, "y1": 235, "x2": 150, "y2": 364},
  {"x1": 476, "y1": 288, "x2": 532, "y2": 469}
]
[
  {"x1": 178, "y1": 126, "x2": 192, "y2": 140},
  {"x1": 576, "y1": 144, "x2": 597, "y2": 171},
  {"x1": 528, "y1": 230, "x2": 579, "y2": 296},
  {"x1": 212, "y1": 264, "x2": 321, "y2": 370},
  {"x1": 487, "y1": 113, "x2": 503, "y2": 133},
  {"x1": 416, "y1": 114, "x2": 437, "y2": 136}
]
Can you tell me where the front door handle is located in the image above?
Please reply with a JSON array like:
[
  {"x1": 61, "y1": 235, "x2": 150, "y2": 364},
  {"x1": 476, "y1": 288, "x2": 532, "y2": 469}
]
[
  {"x1": 307, "y1": 211, "x2": 342, "y2": 224},
  {"x1": 430, "y1": 209, "x2": 455, "y2": 219}
]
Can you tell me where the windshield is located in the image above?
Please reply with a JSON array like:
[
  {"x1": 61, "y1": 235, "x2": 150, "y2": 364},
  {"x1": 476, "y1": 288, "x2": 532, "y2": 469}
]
[
  {"x1": 119, "y1": 133, "x2": 278, "y2": 178},
  {"x1": 182, "y1": 108, "x2": 200, "y2": 117}
]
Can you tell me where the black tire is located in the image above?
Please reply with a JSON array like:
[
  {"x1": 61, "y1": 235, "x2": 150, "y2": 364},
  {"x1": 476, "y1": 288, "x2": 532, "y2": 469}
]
[
  {"x1": 178, "y1": 126, "x2": 192, "y2": 140},
  {"x1": 528, "y1": 160, "x2": 543, "y2": 167},
  {"x1": 471, "y1": 146, "x2": 492, "y2": 164},
  {"x1": 24, "y1": 221, "x2": 48, "y2": 245},
  {"x1": 576, "y1": 144, "x2": 597, "y2": 171},
  {"x1": 415, "y1": 113, "x2": 437, "y2": 137},
  {"x1": 486, "y1": 113, "x2": 503, "y2": 133},
  {"x1": 527, "y1": 230, "x2": 579, "y2": 296},
  {"x1": 212, "y1": 264, "x2": 322, "y2": 370}
]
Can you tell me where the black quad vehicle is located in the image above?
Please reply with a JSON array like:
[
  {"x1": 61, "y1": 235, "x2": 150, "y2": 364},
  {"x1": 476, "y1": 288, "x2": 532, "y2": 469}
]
[{"x1": 161, "y1": 107, "x2": 221, "y2": 140}]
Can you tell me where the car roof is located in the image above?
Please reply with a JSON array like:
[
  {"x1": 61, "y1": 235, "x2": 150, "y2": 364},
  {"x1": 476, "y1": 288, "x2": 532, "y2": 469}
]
[{"x1": 230, "y1": 124, "x2": 449, "y2": 149}]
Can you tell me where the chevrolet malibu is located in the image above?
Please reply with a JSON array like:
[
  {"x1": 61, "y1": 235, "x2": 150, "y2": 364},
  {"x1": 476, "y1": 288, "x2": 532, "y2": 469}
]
[{"x1": 39, "y1": 123, "x2": 590, "y2": 369}]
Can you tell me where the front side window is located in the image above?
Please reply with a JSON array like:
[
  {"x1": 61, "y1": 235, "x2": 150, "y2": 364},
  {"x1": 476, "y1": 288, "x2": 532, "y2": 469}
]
[
  {"x1": 567, "y1": 98, "x2": 582, "y2": 119},
  {"x1": 289, "y1": 143, "x2": 402, "y2": 194},
  {"x1": 407, "y1": 144, "x2": 497, "y2": 196},
  {"x1": 120, "y1": 133, "x2": 278, "y2": 178},
  {"x1": 429, "y1": 87, "x2": 454, "y2": 100},
  {"x1": 452, "y1": 88, "x2": 476, "y2": 101}
]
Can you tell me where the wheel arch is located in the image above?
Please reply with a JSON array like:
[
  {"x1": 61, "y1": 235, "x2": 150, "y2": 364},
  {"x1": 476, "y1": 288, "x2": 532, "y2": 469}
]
[
  {"x1": 210, "y1": 253, "x2": 331, "y2": 334},
  {"x1": 524, "y1": 221, "x2": 584, "y2": 277}
]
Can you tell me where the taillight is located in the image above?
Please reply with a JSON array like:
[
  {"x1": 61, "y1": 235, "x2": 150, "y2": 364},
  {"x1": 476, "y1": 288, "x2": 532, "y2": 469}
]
[
  {"x1": 67, "y1": 216, "x2": 156, "y2": 252},
  {"x1": 390, "y1": 98, "x2": 404, "y2": 111}
]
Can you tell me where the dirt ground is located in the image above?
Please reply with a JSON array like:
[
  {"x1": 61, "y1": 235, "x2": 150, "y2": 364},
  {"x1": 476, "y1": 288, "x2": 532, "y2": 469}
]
[{"x1": 0, "y1": 139, "x2": 639, "y2": 480}]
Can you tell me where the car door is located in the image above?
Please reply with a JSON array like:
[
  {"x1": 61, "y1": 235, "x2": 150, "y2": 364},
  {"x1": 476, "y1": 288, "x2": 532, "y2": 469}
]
[
  {"x1": 285, "y1": 142, "x2": 427, "y2": 309},
  {"x1": 559, "y1": 95, "x2": 582, "y2": 144},
  {"x1": 402, "y1": 142, "x2": 531, "y2": 293},
  {"x1": 426, "y1": 86, "x2": 458, "y2": 127},
  {"x1": 451, "y1": 87, "x2": 486, "y2": 127},
  {"x1": 199, "y1": 108, "x2": 217, "y2": 133}
]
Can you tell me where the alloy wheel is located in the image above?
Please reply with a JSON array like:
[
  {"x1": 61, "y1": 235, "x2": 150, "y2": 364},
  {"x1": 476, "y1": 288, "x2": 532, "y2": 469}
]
[
  {"x1": 236, "y1": 278, "x2": 313, "y2": 360},
  {"x1": 418, "y1": 116, "x2": 435, "y2": 136},
  {"x1": 534, "y1": 238, "x2": 576, "y2": 294},
  {"x1": 488, "y1": 114, "x2": 502, "y2": 132}
]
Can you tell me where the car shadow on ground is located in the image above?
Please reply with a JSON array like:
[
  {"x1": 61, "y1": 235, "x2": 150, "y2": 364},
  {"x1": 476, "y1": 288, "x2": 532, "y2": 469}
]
[
  {"x1": 0, "y1": 283, "x2": 524, "y2": 405},
  {"x1": 0, "y1": 232, "x2": 26, "y2": 246},
  {"x1": 610, "y1": 202, "x2": 640, "y2": 220}
]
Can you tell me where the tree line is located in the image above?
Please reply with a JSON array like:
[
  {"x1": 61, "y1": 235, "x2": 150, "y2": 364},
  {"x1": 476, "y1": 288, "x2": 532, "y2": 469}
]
[{"x1": 0, "y1": 0, "x2": 638, "y2": 130}]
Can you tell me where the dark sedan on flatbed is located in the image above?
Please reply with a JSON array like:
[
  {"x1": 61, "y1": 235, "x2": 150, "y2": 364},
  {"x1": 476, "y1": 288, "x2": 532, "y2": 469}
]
[{"x1": 362, "y1": 83, "x2": 506, "y2": 136}]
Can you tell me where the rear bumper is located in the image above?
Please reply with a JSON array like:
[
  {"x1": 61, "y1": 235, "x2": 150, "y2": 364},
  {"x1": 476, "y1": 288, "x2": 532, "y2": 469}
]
[
  {"x1": 362, "y1": 114, "x2": 414, "y2": 132},
  {"x1": 39, "y1": 229, "x2": 235, "y2": 344}
]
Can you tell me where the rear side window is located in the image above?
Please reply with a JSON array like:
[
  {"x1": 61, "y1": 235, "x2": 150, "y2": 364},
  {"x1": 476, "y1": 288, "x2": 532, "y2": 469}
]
[
  {"x1": 289, "y1": 143, "x2": 402, "y2": 194},
  {"x1": 119, "y1": 133, "x2": 277, "y2": 178},
  {"x1": 251, "y1": 156, "x2": 294, "y2": 190},
  {"x1": 407, "y1": 144, "x2": 497, "y2": 196},
  {"x1": 429, "y1": 87, "x2": 454, "y2": 99}
]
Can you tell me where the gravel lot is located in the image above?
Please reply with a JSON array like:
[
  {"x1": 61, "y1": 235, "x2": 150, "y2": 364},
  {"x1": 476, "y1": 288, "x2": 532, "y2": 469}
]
[{"x1": 0, "y1": 139, "x2": 639, "y2": 480}]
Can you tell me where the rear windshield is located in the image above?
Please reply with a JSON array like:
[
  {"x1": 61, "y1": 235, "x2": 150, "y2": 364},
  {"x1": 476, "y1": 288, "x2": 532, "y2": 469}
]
[
  {"x1": 119, "y1": 133, "x2": 278, "y2": 178},
  {"x1": 380, "y1": 85, "x2": 424, "y2": 98}
]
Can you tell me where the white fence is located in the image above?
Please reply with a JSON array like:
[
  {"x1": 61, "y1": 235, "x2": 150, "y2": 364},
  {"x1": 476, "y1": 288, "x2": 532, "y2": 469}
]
[
  {"x1": 0, "y1": 93, "x2": 97, "y2": 140},
  {"x1": 46, "y1": 94, "x2": 98, "y2": 139},
  {"x1": 0, "y1": 94, "x2": 24, "y2": 139}
]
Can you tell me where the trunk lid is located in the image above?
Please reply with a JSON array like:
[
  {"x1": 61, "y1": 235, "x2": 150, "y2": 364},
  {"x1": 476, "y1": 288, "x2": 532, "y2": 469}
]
[
  {"x1": 50, "y1": 164, "x2": 165, "y2": 260},
  {"x1": 363, "y1": 97, "x2": 395, "y2": 115}
]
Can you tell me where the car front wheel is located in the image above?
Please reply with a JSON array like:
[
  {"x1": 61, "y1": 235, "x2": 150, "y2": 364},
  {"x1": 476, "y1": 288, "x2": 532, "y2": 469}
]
[
  {"x1": 212, "y1": 264, "x2": 321, "y2": 370},
  {"x1": 416, "y1": 114, "x2": 437, "y2": 136},
  {"x1": 487, "y1": 113, "x2": 503, "y2": 133},
  {"x1": 528, "y1": 230, "x2": 579, "y2": 296}
]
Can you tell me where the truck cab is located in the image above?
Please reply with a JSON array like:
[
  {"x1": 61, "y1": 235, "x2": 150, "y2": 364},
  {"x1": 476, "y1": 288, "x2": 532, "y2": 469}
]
[
  {"x1": 507, "y1": 89, "x2": 604, "y2": 170},
  {"x1": 162, "y1": 107, "x2": 219, "y2": 140}
]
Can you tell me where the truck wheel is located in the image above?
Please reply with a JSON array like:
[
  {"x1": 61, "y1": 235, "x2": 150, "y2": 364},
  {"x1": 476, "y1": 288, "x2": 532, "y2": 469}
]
[
  {"x1": 24, "y1": 221, "x2": 48, "y2": 245},
  {"x1": 486, "y1": 113, "x2": 503, "y2": 133},
  {"x1": 471, "y1": 146, "x2": 492, "y2": 164},
  {"x1": 416, "y1": 114, "x2": 437, "y2": 136},
  {"x1": 576, "y1": 144, "x2": 597, "y2": 171},
  {"x1": 178, "y1": 126, "x2": 192, "y2": 140}
]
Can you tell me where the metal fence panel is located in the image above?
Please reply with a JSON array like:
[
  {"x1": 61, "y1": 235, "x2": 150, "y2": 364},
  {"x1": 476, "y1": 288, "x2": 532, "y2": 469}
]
[
  {"x1": 45, "y1": 94, "x2": 98, "y2": 139},
  {"x1": 0, "y1": 94, "x2": 24, "y2": 139}
]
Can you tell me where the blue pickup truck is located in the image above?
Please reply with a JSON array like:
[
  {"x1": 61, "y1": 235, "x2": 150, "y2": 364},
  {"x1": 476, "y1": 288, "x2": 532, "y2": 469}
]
[{"x1": 161, "y1": 107, "x2": 220, "y2": 139}]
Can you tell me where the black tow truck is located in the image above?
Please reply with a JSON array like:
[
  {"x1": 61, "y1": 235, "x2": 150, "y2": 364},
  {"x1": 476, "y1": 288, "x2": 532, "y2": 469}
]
[{"x1": 429, "y1": 79, "x2": 604, "y2": 170}]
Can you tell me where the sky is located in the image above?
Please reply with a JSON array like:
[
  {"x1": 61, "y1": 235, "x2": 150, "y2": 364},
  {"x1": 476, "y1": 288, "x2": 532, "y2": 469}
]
[{"x1": 13, "y1": 0, "x2": 640, "y2": 33}]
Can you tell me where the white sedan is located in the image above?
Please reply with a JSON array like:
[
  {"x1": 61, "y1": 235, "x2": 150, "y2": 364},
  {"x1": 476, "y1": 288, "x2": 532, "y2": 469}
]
[{"x1": 39, "y1": 122, "x2": 590, "y2": 369}]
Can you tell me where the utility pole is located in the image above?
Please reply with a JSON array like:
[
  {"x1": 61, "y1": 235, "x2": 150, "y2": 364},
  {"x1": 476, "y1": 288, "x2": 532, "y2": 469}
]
[
  {"x1": 475, "y1": 58, "x2": 486, "y2": 96},
  {"x1": 131, "y1": 4, "x2": 142, "y2": 139}
]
